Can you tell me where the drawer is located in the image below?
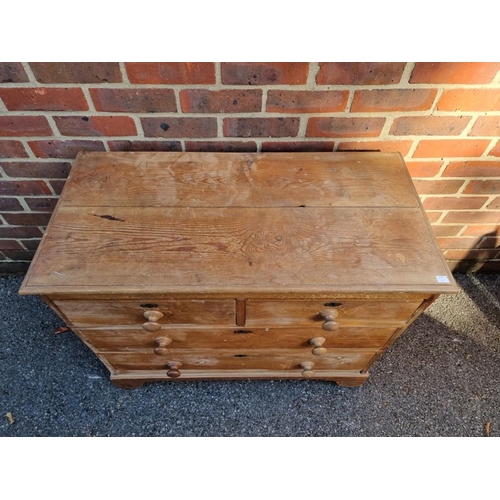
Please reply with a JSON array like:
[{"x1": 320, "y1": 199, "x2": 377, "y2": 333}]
[
  {"x1": 246, "y1": 299, "x2": 424, "y2": 327},
  {"x1": 54, "y1": 299, "x2": 236, "y2": 327},
  {"x1": 78, "y1": 325, "x2": 398, "y2": 352},
  {"x1": 102, "y1": 349, "x2": 377, "y2": 374}
]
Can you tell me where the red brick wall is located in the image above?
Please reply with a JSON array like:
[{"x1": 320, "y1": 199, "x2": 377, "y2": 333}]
[{"x1": 1, "y1": 62, "x2": 499, "y2": 274}]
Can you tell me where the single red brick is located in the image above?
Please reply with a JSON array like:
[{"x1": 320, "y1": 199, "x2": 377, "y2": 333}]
[
  {"x1": 224, "y1": 117, "x2": 300, "y2": 138},
  {"x1": 306, "y1": 117, "x2": 385, "y2": 138},
  {"x1": 0, "y1": 180, "x2": 52, "y2": 196},
  {"x1": 449, "y1": 260, "x2": 500, "y2": 272},
  {"x1": 425, "y1": 211, "x2": 444, "y2": 223},
  {"x1": 351, "y1": 89, "x2": 437, "y2": 112},
  {"x1": 180, "y1": 89, "x2": 262, "y2": 113},
  {"x1": 437, "y1": 89, "x2": 500, "y2": 112},
  {"x1": 25, "y1": 197, "x2": 58, "y2": 212},
  {"x1": 0, "y1": 240, "x2": 23, "y2": 250},
  {"x1": 490, "y1": 140, "x2": 500, "y2": 157},
  {"x1": 0, "y1": 262, "x2": 31, "y2": 273},
  {"x1": 29, "y1": 62, "x2": 122, "y2": 83},
  {"x1": 430, "y1": 225, "x2": 463, "y2": 237},
  {"x1": 0, "y1": 226, "x2": 43, "y2": 238},
  {"x1": 316, "y1": 63, "x2": 406, "y2": 85},
  {"x1": 0, "y1": 198, "x2": 23, "y2": 211},
  {"x1": 413, "y1": 139, "x2": 490, "y2": 158},
  {"x1": 437, "y1": 237, "x2": 485, "y2": 250},
  {"x1": 0, "y1": 116, "x2": 52, "y2": 137},
  {"x1": 0, "y1": 88, "x2": 88, "y2": 111},
  {"x1": 405, "y1": 161, "x2": 443, "y2": 178},
  {"x1": 469, "y1": 116, "x2": 500, "y2": 136},
  {"x1": 410, "y1": 63, "x2": 500, "y2": 84},
  {"x1": 423, "y1": 196, "x2": 488, "y2": 210},
  {"x1": 185, "y1": 141, "x2": 258, "y2": 152},
  {"x1": 462, "y1": 224, "x2": 500, "y2": 237},
  {"x1": 266, "y1": 90, "x2": 348, "y2": 113},
  {"x1": 413, "y1": 179, "x2": 464, "y2": 195},
  {"x1": 0, "y1": 63, "x2": 29, "y2": 83},
  {"x1": 487, "y1": 197, "x2": 500, "y2": 210},
  {"x1": 0, "y1": 140, "x2": 28, "y2": 158},
  {"x1": 89, "y1": 88, "x2": 177, "y2": 113},
  {"x1": 442, "y1": 161, "x2": 500, "y2": 177},
  {"x1": 1, "y1": 161, "x2": 71, "y2": 178},
  {"x1": 54, "y1": 116, "x2": 137, "y2": 137},
  {"x1": 337, "y1": 140, "x2": 412, "y2": 156},
  {"x1": 1, "y1": 249, "x2": 36, "y2": 260},
  {"x1": 3, "y1": 213, "x2": 52, "y2": 226},
  {"x1": 390, "y1": 116, "x2": 470, "y2": 136},
  {"x1": 261, "y1": 141, "x2": 335, "y2": 152},
  {"x1": 477, "y1": 235, "x2": 500, "y2": 248},
  {"x1": 108, "y1": 140, "x2": 182, "y2": 152},
  {"x1": 49, "y1": 180, "x2": 66, "y2": 195},
  {"x1": 442, "y1": 211, "x2": 500, "y2": 224},
  {"x1": 141, "y1": 117, "x2": 217, "y2": 138},
  {"x1": 28, "y1": 140, "x2": 105, "y2": 158},
  {"x1": 463, "y1": 180, "x2": 500, "y2": 195},
  {"x1": 20, "y1": 239, "x2": 41, "y2": 250},
  {"x1": 221, "y1": 63, "x2": 309, "y2": 85},
  {"x1": 444, "y1": 249, "x2": 500, "y2": 260},
  {"x1": 126, "y1": 63, "x2": 215, "y2": 84},
  {"x1": 479, "y1": 261, "x2": 500, "y2": 271},
  {"x1": 445, "y1": 259, "x2": 468, "y2": 270}
]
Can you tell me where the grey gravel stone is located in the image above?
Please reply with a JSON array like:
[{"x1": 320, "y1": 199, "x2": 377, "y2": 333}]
[{"x1": 1, "y1": 273, "x2": 498, "y2": 436}]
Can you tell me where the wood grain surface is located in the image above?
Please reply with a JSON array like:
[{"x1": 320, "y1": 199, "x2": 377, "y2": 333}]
[
  {"x1": 77, "y1": 325, "x2": 399, "y2": 351},
  {"x1": 54, "y1": 299, "x2": 235, "y2": 327},
  {"x1": 103, "y1": 348, "x2": 377, "y2": 373},
  {"x1": 60, "y1": 151, "x2": 419, "y2": 208},
  {"x1": 18, "y1": 151, "x2": 459, "y2": 387},
  {"x1": 22, "y1": 206, "x2": 454, "y2": 293},
  {"x1": 20, "y1": 151, "x2": 457, "y2": 295},
  {"x1": 246, "y1": 299, "x2": 425, "y2": 326}
]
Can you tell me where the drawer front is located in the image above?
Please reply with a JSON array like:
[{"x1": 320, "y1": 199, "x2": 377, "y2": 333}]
[
  {"x1": 78, "y1": 326, "x2": 398, "y2": 351},
  {"x1": 54, "y1": 299, "x2": 236, "y2": 327},
  {"x1": 246, "y1": 299, "x2": 423, "y2": 327},
  {"x1": 102, "y1": 349, "x2": 376, "y2": 374}
]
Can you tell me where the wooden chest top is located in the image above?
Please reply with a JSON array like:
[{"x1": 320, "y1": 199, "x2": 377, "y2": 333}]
[{"x1": 20, "y1": 151, "x2": 457, "y2": 296}]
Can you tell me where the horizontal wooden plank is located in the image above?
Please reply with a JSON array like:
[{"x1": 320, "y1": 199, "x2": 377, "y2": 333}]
[
  {"x1": 54, "y1": 299, "x2": 236, "y2": 327},
  {"x1": 109, "y1": 371, "x2": 370, "y2": 385},
  {"x1": 102, "y1": 348, "x2": 377, "y2": 373},
  {"x1": 246, "y1": 299, "x2": 423, "y2": 326},
  {"x1": 22, "y1": 206, "x2": 455, "y2": 293},
  {"x1": 42, "y1": 291, "x2": 440, "y2": 301},
  {"x1": 60, "y1": 151, "x2": 419, "y2": 208},
  {"x1": 77, "y1": 325, "x2": 399, "y2": 351}
]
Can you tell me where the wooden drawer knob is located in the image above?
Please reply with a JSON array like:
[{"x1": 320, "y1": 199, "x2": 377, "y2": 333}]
[
  {"x1": 300, "y1": 361, "x2": 315, "y2": 378},
  {"x1": 166, "y1": 361, "x2": 182, "y2": 378},
  {"x1": 319, "y1": 310, "x2": 339, "y2": 332},
  {"x1": 309, "y1": 337, "x2": 327, "y2": 355},
  {"x1": 154, "y1": 336, "x2": 172, "y2": 355},
  {"x1": 143, "y1": 310, "x2": 164, "y2": 332}
]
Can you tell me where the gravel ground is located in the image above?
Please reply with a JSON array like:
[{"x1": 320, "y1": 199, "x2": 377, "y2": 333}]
[{"x1": 1, "y1": 273, "x2": 499, "y2": 437}]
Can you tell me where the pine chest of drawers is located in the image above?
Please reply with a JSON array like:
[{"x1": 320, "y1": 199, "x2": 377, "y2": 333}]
[{"x1": 19, "y1": 151, "x2": 458, "y2": 388}]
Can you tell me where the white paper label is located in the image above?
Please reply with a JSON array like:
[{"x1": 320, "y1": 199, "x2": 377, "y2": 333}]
[{"x1": 436, "y1": 275, "x2": 450, "y2": 283}]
